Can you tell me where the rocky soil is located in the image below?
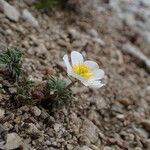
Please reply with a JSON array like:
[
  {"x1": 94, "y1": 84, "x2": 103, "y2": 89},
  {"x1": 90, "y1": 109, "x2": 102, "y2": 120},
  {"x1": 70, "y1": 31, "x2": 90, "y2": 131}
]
[{"x1": 0, "y1": 0, "x2": 150, "y2": 150}]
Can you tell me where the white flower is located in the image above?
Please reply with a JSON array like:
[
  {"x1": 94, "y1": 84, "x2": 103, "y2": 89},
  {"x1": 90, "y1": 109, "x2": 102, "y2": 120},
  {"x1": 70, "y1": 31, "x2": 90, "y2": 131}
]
[{"x1": 63, "y1": 51, "x2": 105, "y2": 88}]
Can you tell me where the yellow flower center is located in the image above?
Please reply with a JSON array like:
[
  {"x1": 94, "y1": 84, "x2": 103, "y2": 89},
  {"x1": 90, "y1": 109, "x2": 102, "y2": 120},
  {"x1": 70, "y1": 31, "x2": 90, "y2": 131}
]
[{"x1": 72, "y1": 64, "x2": 92, "y2": 80}]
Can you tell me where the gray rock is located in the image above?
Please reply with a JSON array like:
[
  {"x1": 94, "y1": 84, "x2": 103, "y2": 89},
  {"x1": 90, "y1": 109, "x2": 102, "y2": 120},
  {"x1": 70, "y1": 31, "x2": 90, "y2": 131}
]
[
  {"x1": 116, "y1": 114, "x2": 125, "y2": 120},
  {"x1": 24, "y1": 123, "x2": 40, "y2": 134},
  {"x1": 145, "y1": 86, "x2": 150, "y2": 92},
  {"x1": 3, "y1": 133, "x2": 22, "y2": 149},
  {"x1": 45, "y1": 140, "x2": 51, "y2": 146},
  {"x1": 88, "y1": 110, "x2": 100, "y2": 126},
  {"x1": 0, "y1": 108, "x2": 5, "y2": 119},
  {"x1": 40, "y1": 109, "x2": 50, "y2": 119},
  {"x1": 141, "y1": 119, "x2": 150, "y2": 132},
  {"x1": 8, "y1": 87, "x2": 16, "y2": 94},
  {"x1": 68, "y1": 28, "x2": 82, "y2": 40},
  {"x1": 6, "y1": 29, "x2": 13, "y2": 35},
  {"x1": 88, "y1": 28, "x2": 99, "y2": 37},
  {"x1": 133, "y1": 126, "x2": 149, "y2": 138},
  {"x1": 22, "y1": 9, "x2": 39, "y2": 27},
  {"x1": 31, "y1": 106, "x2": 41, "y2": 117},
  {"x1": 109, "y1": 0, "x2": 121, "y2": 13},
  {"x1": 66, "y1": 144, "x2": 74, "y2": 149},
  {"x1": 0, "y1": 124, "x2": 6, "y2": 134},
  {"x1": 135, "y1": 147, "x2": 143, "y2": 150},
  {"x1": 54, "y1": 123, "x2": 62, "y2": 132},
  {"x1": 141, "y1": 0, "x2": 150, "y2": 7},
  {"x1": 3, "y1": 122, "x2": 13, "y2": 131},
  {"x1": 1, "y1": 133, "x2": 31, "y2": 150},
  {"x1": 92, "y1": 37, "x2": 105, "y2": 47},
  {"x1": 90, "y1": 145, "x2": 100, "y2": 150},
  {"x1": 0, "y1": 0, "x2": 20, "y2": 21},
  {"x1": 145, "y1": 139, "x2": 150, "y2": 149},
  {"x1": 78, "y1": 146, "x2": 92, "y2": 150},
  {"x1": 145, "y1": 20, "x2": 150, "y2": 31},
  {"x1": 103, "y1": 146, "x2": 112, "y2": 150},
  {"x1": 20, "y1": 105, "x2": 30, "y2": 112},
  {"x1": 111, "y1": 103, "x2": 123, "y2": 113},
  {"x1": 120, "y1": 131, "x2": 135, "y2": 142},
  {"x1": 95, "y1": 98, "x2": 107, "y2": 110},
  {"x1": 80, "y1": 119, "x2": 99, "y2": 144},
  {"x1": 124, "y1": 13, "x2": 136, "y2": 27},
  {"x1": 142, "y1": 31, "x2": 150, "y2": 44}
]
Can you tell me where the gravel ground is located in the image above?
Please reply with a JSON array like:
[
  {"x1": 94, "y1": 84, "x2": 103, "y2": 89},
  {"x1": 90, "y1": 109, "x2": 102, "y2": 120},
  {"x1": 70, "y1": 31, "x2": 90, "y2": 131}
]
[{"x1": 0, "y1": 0, "x2": 150, "y2": 150}]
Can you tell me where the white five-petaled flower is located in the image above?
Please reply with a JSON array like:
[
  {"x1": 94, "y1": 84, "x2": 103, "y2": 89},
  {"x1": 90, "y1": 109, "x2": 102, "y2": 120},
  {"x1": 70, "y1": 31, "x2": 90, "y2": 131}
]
[{"x1": 63, "y1": 51, "x2": 105, "y2": 88}]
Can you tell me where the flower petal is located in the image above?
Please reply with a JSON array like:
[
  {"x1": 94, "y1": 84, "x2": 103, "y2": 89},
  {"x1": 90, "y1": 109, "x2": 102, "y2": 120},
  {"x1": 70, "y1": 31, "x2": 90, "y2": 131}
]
[
  {"x1": 84, "y1": 60, "x2": 99, "y2": 71},
  {"x1": 63, "y1": 54, "x2": 72, "y2": 74},
  {"x1": 91, "y1": 69, "x2": 105, "y2": 80},
  {"x1": 87, "y1": 81, "x2": 105, "y2": 88},
  {"x1": 71, "y1": 51, "x2": 84, "y2": 65},
  {"x1": 69, "y1": 72, "x2": 88, "y2": 86}
]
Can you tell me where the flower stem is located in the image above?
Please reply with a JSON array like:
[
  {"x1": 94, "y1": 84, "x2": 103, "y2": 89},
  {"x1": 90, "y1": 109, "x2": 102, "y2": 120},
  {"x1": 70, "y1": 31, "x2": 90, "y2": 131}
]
[
  {"x1": 53, "y1": 79, "x2": 77, "y2": 98},
  {"x1": 63, "y1": 79, "x2": 77, "y2": 91}
]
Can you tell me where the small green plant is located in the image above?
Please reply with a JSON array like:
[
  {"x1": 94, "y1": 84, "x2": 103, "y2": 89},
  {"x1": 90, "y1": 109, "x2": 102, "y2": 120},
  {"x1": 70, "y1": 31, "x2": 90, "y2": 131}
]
[
  {"x1": 0, "y1": 49, "x2": 106, "y2": 109},
  {"x1": 35, "y1": 0, "x2": 55, "y2": 10},
  {"x1": 15, "y1": 79, "x2": 34, "y2": 106},
  {"x1": 17, "y1": 79, "x2": 34, "y2": 97},
  {"x1": 0, "y1": 48, "x2": 22, "y2": 80},
  {"x1": 43, "y1": 76, "x2": 72, "y2": 107}
]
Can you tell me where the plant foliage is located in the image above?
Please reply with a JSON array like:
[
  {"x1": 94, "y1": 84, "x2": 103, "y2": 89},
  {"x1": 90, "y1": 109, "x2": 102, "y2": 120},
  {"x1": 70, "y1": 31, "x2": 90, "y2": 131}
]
[
  {"x1": 43, "y1": 76, "x2": 72, "y2": 107},
  {"x1": 35, "y1": 0, "x2": 55, "y2": 9},
  {"x1": 17, "y1": 79, "x2": 34, "y2": 97},
  {"x1": 0, "y1": 48, "x2": 22, "y2": 80},
  {"x1": 15, "y1": 79, "x2": 34, "y2": 105}
]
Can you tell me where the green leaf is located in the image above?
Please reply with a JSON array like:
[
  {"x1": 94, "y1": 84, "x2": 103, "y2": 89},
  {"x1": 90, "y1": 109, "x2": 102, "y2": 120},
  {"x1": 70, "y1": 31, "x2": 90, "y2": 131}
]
[
  {"x1": 43, "y1": 76, "x2": 73, "y2": 107},
  {"x1": 0, "y1": 48, "x2": 22, "y2": 80},
  {"x1": 17, "y1": 79, "x2": 34, "y2": 96},
  {"x1": 15, "y1": 79, "x2": 35, "y2": 106},
  {"x1": 35, "y1": 0, "x2": 55, "y2": 10}
]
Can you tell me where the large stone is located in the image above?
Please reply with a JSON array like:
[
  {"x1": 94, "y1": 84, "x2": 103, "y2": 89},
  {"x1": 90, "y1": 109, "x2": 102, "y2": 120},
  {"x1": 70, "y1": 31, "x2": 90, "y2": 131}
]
[
  {"x1": 80, "y1": 119, "x2": 99, "y2": 144},
  {"x1": 22, "y1": 9, "x2": 39, "y2": 27},
  {"x1": 0, "y1": 133, "x2": 31, "y2": 150},
  {"x1": 5, "y1": 133, "x2": 22, "y2": 149},
  {"x1": 31, "y1": 106, "x2": 41, "y2": 117},
  {"x1": 0, "y1": 0, "x2": 20, "y2": 21}
]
